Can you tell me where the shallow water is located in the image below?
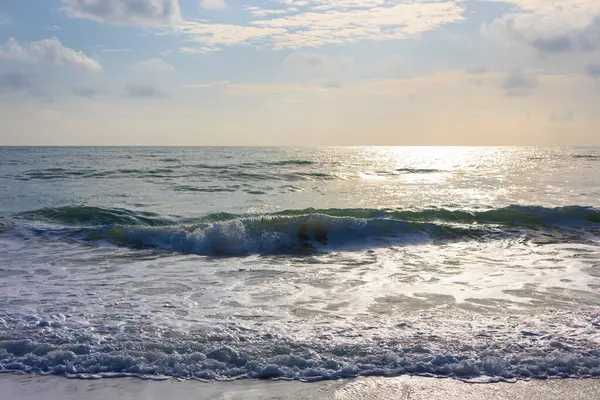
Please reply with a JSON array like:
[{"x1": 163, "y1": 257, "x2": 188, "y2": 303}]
[{"x1": 0, "y1": 147, "x2": 599, "y2": 380}]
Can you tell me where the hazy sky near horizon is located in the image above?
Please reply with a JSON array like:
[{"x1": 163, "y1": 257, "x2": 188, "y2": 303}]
[{"x1": 0, "y1": 0, "x2": 599, "y2": 145}]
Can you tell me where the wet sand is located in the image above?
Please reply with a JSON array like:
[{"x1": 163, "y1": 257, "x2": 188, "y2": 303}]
[{"x1": 1, "y1": 374, "x2": 598, "y2": 400}]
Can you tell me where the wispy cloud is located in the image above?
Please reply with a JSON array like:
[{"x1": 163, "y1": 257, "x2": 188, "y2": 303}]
[
  {"x1": 273, "y1": 0, "x2": 385, "y2": 11},
  {"x1": 251, "y1": 2, "x2": 465, "y2": 49},
  {"x1": 134, "y1": 58, "x2": 175, "y2": 72},
  {"x1": 167, "y1": 1, "x2": 465, "y2": 53},
  {"x1": 244, "y1": 6, "x2": 289, "y2": 17},
  {"x1": 201, "y1": 0, "x2": 227, "y2": 10},
  {"x1": 0, "y1": 37, "x2": 101, "y2": 71},
  {"x1": 175, "y1": 22, "x2": 285, "y2": 52},
  {"x1": 179, "y1": 46, "x2": 219, "y2": 55}
]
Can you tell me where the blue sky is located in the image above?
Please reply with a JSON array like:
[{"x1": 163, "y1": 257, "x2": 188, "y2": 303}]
[{"x1": 1, "y1": 0, "x2": 599, "y2": 145}]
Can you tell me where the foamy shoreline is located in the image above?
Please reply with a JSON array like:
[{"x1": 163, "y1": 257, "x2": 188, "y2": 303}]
[{"x1": 1, "y1": 374, "x2": 599, "y2": 400}]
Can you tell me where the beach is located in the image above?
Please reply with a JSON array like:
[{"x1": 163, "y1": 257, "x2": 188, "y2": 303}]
[{"x1": 1, "y1": 374, "x2": 599, "y2": 400}]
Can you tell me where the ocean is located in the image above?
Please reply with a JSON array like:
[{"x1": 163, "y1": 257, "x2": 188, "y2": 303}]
[{"x1": 0, "y1": 146, "x2": 599, "y2": 382}]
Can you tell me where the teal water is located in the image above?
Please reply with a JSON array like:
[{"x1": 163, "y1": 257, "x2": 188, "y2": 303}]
[{"x1": 0, "y1": 147, "x2": 599, "y2": 381}]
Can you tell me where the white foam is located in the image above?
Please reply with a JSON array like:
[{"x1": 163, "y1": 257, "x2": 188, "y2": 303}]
[{"x1": 0, "y1": 307, "x2": 598, "y2": 381}]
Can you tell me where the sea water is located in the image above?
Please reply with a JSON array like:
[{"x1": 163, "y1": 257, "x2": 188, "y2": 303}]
[{"x1": 0, "y1": 146, "x2": 599, "y2": 381}]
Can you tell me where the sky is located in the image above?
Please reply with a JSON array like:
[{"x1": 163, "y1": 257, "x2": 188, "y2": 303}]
[{"x1": 0, "y1": 0, "x2": 599, "y2": 145}]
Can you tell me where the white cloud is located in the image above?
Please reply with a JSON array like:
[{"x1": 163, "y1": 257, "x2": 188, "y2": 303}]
[
  {"x1": 177, "y1": 1, "x2": 465, "y2": 52},
  {"x1": 245, "y1": 7, "x2": 288, "y2": 17},
  {"x1": 60, "y1": 1, "x2": 465, "y2": 53},
  {"x1": 485, "y1": 0, "x2": 600, "y2": 53},
  {"x1": 62, "y1": 0, "x2": 182, "y2": 26},
  {"x1": 0, "y1": 38, "x2": 32, "y2": 62},
  {"x1": 135, "y1": 58, "x2": 175, "y2": 72},
  {"x1": 0, "y1": 37, "x2": 101, "y2": 71},
  {"x1": 252, "y1": 2, "x2": 465, "y2": 49},
  {"x1": 179, "y1": 46, "x2": 220, "y2": 55},
  {"x1": 201, "y1": 0, "x2": 227, "y2": 10},
  {"x1": 30, "y1": 38, "x2": 102, "y2": 71},
  {"x1": 273, "y1": 0, "x2": 385, "y2": 9},
  {"x1": 174, "y1": 21, "x2": 286, "y2": 52}
]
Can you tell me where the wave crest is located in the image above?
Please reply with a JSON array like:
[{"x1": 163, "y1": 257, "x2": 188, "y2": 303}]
[
  {"x1": 19, "y1": 206, "x2": 170, "y2": 227},
  {"x1": 13, "y1": 205, "x2": 600, "y2": 256}
]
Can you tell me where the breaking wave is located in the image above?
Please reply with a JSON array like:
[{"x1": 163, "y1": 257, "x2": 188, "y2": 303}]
[
  {"x1": 19, "y1": 206, "x2": 170, "y2": 227},
  {"x1": 10, "y1": 205, "x2": 600, "y2": 256}
]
